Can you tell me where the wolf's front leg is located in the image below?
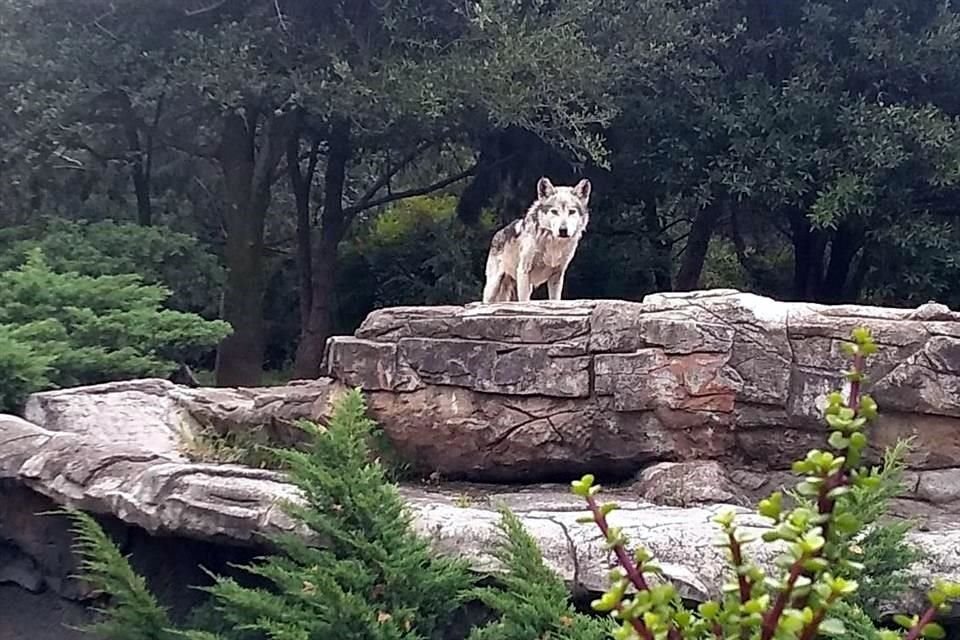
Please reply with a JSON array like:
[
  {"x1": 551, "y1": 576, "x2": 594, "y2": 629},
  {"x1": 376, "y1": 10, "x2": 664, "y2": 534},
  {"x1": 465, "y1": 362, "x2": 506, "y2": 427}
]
[
  {"x1": 547, "y1": 271, "x2": 565, "y2": 300},
  {"x1": 516, "y1": 269, "x2": 533, "y2": 302}
]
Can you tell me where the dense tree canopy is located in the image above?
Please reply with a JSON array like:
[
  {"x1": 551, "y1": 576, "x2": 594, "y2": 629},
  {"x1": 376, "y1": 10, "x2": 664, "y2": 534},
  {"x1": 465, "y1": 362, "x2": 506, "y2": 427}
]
[{"x1": 2, "y1": 0, "x2": 960, "y2": 385}]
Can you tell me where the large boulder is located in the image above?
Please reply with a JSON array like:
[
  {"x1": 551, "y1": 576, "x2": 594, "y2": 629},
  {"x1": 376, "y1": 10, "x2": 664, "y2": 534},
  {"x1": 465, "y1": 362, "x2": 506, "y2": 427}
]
[
  {"x1": 325, "y1": 290, "x2": 960, "y2": 481},
  {"x1": 5, "y1": 289, "x2": 960, "y2": 637},
  {"x1": 2, "y1": 403, "x2": 959, "y2": 626}
]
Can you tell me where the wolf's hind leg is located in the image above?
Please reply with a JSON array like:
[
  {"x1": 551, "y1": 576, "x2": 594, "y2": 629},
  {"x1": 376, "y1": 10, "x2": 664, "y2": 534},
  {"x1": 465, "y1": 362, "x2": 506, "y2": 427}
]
[{"x1": 483, "y1": 254, "x2": 506, "y2": 303}]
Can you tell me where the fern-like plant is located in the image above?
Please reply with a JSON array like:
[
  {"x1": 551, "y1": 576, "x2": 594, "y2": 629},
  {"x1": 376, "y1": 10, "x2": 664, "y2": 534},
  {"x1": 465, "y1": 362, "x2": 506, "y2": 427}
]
[
  {"x1": 65, "y1": 388, "x2": 475, "y2": 639},
  {"x1": 466, "y1": 507, "x2": 614, "y2": 640},
  {"x1": 66, "y1": 510, "x2": 176, "y2": 640}
]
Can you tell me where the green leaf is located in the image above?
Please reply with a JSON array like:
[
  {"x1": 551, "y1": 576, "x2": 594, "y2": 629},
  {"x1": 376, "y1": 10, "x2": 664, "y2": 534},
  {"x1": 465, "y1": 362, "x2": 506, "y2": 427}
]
[
  {"x1": 818, "y1": 617, "x2": 846, "y2": 636},
  {"x1": 698, "y1": 601, "x2": 720, "y2": 619},
  {"x1": 922, "y1": 623, "x2": 947, "y2": 639},
  {"x1": 828, "y1": 431, "x2": 850, "y2": 449},
  {"x1": 894, "y1": 614, "x2": 917, "y2": 629}
]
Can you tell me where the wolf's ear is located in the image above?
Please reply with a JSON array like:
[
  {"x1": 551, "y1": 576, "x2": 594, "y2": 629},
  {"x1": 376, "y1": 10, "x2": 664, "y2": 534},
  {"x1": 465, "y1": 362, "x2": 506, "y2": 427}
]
[
  {"x1": 537, "y1": 177, "x2": 556, "y2": 200},
  {"x1": 573, "y1": 178, "x2": 592, "y2": 202}
]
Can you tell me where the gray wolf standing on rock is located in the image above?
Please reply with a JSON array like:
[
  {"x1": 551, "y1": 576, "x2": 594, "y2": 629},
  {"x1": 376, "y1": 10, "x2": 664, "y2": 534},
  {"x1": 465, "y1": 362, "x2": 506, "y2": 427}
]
[{"x1": 482, "y1": 176, "x2": 592, "y2": 303}]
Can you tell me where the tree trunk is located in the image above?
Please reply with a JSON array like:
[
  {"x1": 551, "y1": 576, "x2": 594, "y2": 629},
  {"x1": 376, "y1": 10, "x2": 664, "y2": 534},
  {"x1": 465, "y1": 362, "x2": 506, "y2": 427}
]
[
  {"x1": 131, "y1": 166, "x2": 152, "y2": 227},
  {"x1": 847, "y1": 247, "x2": 870, "y2": 302},
  {"x1": 675, "y1": 200, "x2": 724, "y2": 291},
  {"x1": 788, "y1": 209, "x2": 827, "y2": 300},
  {"x1": 214, "y1": 108, "x2": 290, "y2": 386},
  {"x1": 119, "y1": 91, "x2": 156, "y2": 226},
  {"x1": 292, "y1": 120, "x2": 351, "y2": 379},
  {"x1": 818, "y1": 224, "x2": 861, "y2": 303},
  {"x1": 642, "y1": 194, "x2": 673, "y2": 291},
  {"x1": 288, "y1": 132, "x2": 320, "y2": 335}
]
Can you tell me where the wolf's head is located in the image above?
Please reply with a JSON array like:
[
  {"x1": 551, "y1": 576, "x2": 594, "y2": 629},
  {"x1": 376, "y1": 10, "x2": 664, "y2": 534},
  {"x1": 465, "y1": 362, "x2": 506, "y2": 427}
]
[{"x1": 534, "y1": 177, "x2": 591, "y2": 239}]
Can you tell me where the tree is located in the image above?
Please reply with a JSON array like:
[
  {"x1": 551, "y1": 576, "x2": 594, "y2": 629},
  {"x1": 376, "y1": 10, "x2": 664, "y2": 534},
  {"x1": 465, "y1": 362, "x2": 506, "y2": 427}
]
[
  {"x1": 0, "y1": 249, "x2": 231, "y2": 410},
  {"x1": 0, "y1": 217, "x2": 224, "y2": 316},
  {"x1": 1, "y1": 0, "x2": 618, "y2": 384},
  {"x1": 704, "y1": 0, "x2": 960, "y2": 300}
]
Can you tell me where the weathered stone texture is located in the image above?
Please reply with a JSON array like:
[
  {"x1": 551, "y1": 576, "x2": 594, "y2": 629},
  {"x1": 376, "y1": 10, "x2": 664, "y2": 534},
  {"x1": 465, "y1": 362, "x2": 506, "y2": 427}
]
[
  {"x1": 5, "y1": 289, "x2": 960, "y2": 635},
  {"x1": 324, "y1": 290, "x2": 960, "y2": 484},
  {"x1": 2, "y1": 408, "x2": 958, "y2": 620}
]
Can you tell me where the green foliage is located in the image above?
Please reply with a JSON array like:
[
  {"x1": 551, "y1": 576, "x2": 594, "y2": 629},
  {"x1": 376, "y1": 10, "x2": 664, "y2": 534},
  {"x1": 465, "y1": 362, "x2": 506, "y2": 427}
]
[
  {"x1": 63, "y1": 509, "x2": 176, "y2": 640},
  {"x1": 62, "y1": 329, "x2": 960, "y2": 640},
  {"x1": 819, "y1": 440, "x2": 925, "y2": 638},
  {"x1": 0, "y1": 218, "x2": 225, "y2": 316},
  {"x1": 0, "y1": 249, "x2": 231, "y2": 410},
  {"x1": 826, "y1": 601, "x2": 886, "y2": 640},
  {"x1": 837, "y1": 440, "x2": 925, "y2": 618},
  {"x1": 197, "y1": 388, "x2": 475, "y2": 639},
  {"x1": 572, "y1": 327, "x2": 960, "y2": 640},
  {"x1": 70, "y1": 388, "x2": 475, "y2": 640},
  {"x1": 341, "y1": 195, "x2": 495, "y2": 314},
  {"x1": 176, "y1": 425, "x2": 287, "y2": 471},
  {"x1": 852, "y1": 520, "x2": 924, "y2": 619},
  {"x1": 8, "y1": 0, "x2": 960, "y2": 370},
  {"x1": 467, "y1": 507, "x2": 614, "y2": 640},
  {"x1": 0, "y1": 323, "x2": 55, "y2": 411}
]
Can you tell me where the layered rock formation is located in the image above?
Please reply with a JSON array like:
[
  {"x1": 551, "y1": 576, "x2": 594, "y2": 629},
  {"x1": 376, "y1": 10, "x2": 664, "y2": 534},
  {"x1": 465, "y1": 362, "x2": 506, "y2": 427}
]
[
  {"x1": 4, "y1": 392, "x2": 960, "y2": 613},
  {"x1": 327, "y1": 290, "x2": 960, "y2": 484},
  {"x1": 4, "y1": 289, "x2": 960, "y2": 638}
]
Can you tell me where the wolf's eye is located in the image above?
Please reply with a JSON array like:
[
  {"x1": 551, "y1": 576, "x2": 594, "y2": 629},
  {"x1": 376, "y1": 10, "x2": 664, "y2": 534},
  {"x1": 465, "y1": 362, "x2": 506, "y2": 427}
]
[
  {"x1": 568, "y1": 209, "x2": 578, "y2": 216},
  {"x1": 549, "y1": 208, "x2": 559, "y2": 216}
]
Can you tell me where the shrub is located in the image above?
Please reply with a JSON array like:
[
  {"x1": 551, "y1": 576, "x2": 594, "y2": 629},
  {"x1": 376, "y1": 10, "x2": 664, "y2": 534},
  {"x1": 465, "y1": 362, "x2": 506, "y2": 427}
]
[
  {"x1": 0, "y1": 217, "x2": 224, "y2": 316},
  {"x1": 0, "y1": 323, "x2": 56, "y2": 411},
  {"x1": 466, "y1": 507, "x2": 614, "y2": 640},
  {"x1": 0, "y1": 249, "x2": 231, "y2": 410},
  {"x1": 338, "y1": 195, "x2": 494, "y2": 325},
  {"x1": 65, "y1": 388, "x2": 476, "y2": 639},
  {"x1": 570, "y1": 327, "x2": 959, "y2": 640}
]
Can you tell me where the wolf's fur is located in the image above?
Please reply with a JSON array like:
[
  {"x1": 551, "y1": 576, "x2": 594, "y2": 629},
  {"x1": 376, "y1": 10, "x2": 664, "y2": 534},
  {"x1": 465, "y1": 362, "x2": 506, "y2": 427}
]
[{"x1": 482, "y1": 176, "x2": 592, "y2": 303}]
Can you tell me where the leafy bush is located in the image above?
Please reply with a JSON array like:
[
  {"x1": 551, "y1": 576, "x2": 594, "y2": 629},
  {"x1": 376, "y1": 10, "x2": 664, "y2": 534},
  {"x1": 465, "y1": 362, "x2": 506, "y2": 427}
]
[
  {"x1": 466, "y1": 507, "x2": 614, "y2": 640},
  {"x1": 66, "y1": 388, "x2": 476, "y2": 640},
  {"x1": 0, "y1": 323, "x2": 56, "y2": 411},
  {"x1": 0, "y1": 249, "x2": 231, "y2": 410},
  {"x1": 0, "y1": 217, "x2": 224, "y2": 316},
  {"x1": 65, "y1": 329, "x2": 959, "y2": 640},
  {"x1": 570, "y1": 327, "x2": 959, "y2": 640},
  {"x1": 338, "y1": 196, "x2": 495, "y2": 329}
]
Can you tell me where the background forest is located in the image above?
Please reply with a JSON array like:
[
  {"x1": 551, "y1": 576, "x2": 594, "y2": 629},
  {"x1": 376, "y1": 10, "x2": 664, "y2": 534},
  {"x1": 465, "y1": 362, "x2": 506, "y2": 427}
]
[{"x1": 3, "y1": 0, "x2": 960, "y2": 390}]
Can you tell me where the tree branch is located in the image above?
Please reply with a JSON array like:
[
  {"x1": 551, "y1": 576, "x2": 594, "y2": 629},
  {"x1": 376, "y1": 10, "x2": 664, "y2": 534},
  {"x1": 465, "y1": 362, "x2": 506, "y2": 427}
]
[
  {"x1": 349, "y1": 139, "x2": 437, "y2": 212},
  {"x1": 343, "y1": 164, "x2": 478, "y2": 220},
  {"x1": 184, "y1": 0, "x2": 229, "y2": 17}
]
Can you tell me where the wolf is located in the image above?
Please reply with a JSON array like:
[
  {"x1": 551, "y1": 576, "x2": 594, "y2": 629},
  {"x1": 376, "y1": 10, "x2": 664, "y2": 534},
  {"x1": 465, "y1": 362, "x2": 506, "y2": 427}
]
[{"x1": 482, "y1": 176, "x2": 592, "y2": 303}]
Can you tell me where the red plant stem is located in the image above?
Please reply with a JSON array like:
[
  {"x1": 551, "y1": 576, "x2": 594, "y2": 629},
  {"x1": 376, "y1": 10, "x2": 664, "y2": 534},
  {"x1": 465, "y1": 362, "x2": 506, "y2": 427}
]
[
  {"x1": 797, "y1": 595, "x2": 837, "y2": 640},
  {"x1": 760, "y1": 560, "x2": 805, "y2": 640},
  {"x1": 818, "y1": 352, "x2": 863, "y2": 519},
  {"x1": 794, "y1": 352, "x2": 864, "y2": 609},
  {"x1": 586, "y1": 495, "x2": 674, "y2": 640},
  {"x1": 712, "y1": 622, "x2": 724, "y2": 639},
  {"x1": 621, "y1": 606, "x2": 655, "y2": 640},
  {"x1": 904, "y1": 605, "x2": 940, "y2": 640},
  {"x1": 847, "y1": 354, "x2": 864, "y2": 413},
  {"x1": 586, "y1": 495, "x2": 650, "y2": 592},
  {"x1": 727, "y1": 531, "x2": 752, "y2": 603}
]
